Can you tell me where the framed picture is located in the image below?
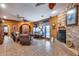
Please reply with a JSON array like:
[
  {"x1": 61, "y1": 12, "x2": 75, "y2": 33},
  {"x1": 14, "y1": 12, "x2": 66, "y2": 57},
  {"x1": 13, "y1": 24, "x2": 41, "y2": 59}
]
[
  {"x1": 66, "y1": 5, "x2": 78, "y2": 26},
  {"x1": 12, "y1": 25, "x2": 18, "y2": 32}
]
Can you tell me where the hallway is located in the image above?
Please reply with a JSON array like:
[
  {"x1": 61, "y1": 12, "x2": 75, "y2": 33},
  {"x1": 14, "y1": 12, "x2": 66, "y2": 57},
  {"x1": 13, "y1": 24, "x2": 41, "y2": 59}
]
[{"x1": 0, "y1": 36, "x2": 77, "y2": 56}]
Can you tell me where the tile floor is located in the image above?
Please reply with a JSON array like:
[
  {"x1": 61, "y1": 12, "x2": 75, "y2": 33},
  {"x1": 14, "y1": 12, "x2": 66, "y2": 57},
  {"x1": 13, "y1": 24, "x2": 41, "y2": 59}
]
[{"x1": 0, "y1": 36, "x2": 78, "y2": 56}]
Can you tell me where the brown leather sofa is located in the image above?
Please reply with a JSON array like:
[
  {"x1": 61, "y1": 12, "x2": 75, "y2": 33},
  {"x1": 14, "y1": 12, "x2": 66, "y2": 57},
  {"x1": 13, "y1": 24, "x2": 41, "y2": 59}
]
[
  {"x1": 19, "y1": 24, "x2": 31, "y2": 45},
  {"x1": 19, "y1": 34, "x2": 31, "y2": 45}
]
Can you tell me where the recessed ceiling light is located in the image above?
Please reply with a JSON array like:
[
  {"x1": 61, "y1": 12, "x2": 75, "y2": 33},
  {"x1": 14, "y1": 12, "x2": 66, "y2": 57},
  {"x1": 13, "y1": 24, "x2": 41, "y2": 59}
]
[
  {"x1": 3, "y1": 16, "x2": 7, "y2": 19},
  {"x1": 0, "y1": 4, "x2": 6, "y2": 8},
  {"x1": 52, "y1": 10, "x2": 57, "y2": 14}
]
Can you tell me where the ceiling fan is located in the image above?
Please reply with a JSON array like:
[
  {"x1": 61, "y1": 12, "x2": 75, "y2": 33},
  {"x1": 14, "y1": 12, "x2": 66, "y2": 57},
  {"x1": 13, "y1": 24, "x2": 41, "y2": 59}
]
[
  {"x1": 16, "y1": 14, "x2": 29, "y2": 22},
  {"x1": 1, "y1": 11, "x2": 29, "y2": 21}
]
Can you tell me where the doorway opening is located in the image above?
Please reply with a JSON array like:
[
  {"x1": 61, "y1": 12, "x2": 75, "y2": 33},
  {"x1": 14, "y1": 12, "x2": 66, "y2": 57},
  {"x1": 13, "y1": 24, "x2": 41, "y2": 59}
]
[
  {"x1": 3, "y1": 25, "x2": 9, "y2": 35},
  {"x1": 42, "y1": 24, "x2": 51, "y2": 40}
]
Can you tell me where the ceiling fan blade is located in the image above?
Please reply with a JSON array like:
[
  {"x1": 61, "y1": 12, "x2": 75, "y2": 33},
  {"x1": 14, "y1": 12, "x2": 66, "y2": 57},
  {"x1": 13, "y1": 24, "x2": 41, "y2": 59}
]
[
  {"x1": 23, "y1": 18, "x2": 29, "y2": 22},
  {"x1": 35, "y1": 3, "x2": 46, "y2": 7}
]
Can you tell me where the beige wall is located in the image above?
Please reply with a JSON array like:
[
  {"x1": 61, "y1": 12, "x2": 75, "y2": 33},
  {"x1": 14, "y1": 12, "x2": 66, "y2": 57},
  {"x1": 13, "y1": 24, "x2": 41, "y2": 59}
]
[
  {"x1": 50, "y1": 16, "x2": 58, "y2": 38},
  {"x1": 2, "y1": 20, "x2": 34, "y2": 34},
  {"x1": 58, "y1": 3, "x2": 79, "y2": 54},
  {"x1": 2, "y1": 20, "x2": 19, "y2": 34}
]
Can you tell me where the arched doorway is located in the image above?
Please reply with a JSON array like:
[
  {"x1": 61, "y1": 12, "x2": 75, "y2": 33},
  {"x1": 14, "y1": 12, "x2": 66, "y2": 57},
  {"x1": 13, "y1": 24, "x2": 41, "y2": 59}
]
[{"x1": 19, "y1": 24, "x2": 31, "y2": 34}]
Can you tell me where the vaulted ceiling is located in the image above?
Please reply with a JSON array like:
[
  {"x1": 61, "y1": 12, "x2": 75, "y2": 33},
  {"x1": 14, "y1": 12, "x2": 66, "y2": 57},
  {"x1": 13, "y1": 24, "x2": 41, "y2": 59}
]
[{"x1": 0, "y1": 3, "x2": 68, "y2": 22}]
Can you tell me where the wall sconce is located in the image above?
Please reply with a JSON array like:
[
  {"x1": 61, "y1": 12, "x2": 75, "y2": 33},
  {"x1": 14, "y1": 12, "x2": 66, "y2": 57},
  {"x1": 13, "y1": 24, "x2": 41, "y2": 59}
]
[
  {"x1": 0, "y1": 18, "x2": 5, "y2": 23},
  {"x1": 52, "y1": 24, "x2": 56, "y2": 29},
  {"x1": 2, "y1": 20, "x2": 5, "y2": 23}
]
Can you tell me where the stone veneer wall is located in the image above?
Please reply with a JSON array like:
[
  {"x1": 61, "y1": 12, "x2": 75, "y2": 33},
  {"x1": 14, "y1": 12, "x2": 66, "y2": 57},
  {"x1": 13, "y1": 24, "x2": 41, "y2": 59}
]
[{"x1": 58, "y1": 3, "x2": 79, "y2": 54}]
